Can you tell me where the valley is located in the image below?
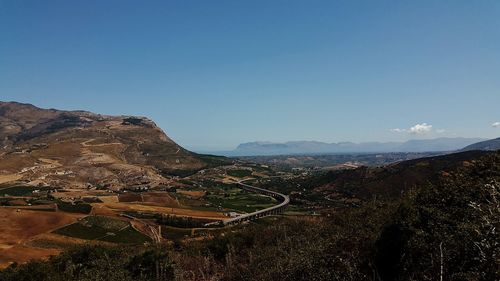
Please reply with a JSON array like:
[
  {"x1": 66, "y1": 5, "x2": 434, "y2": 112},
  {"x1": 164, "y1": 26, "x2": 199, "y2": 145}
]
[
  {"x1": 0, "y1": 158, "x2": 299, "y2": 266},
  {"x1": 0, "y1": 102, "x2": 498, "y2": 280}
]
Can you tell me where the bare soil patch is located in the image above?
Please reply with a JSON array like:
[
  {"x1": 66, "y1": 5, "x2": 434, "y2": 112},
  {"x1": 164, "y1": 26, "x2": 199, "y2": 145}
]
[
  {"x1": 118, "y1": 193, "x2": 142, "y2": 202},
  {"x1": 0, "y1": 208, "x2": 84, "y2": 268},
  {"x1": 96, "y1": 202, "x2": 225, "y2": 219},
  {"x1": 142, "y1": 192, "x2": 179, "y2": 206},
  {"x1": 118, "y1": 192, "x2": 180, "y2": 207},
  {"x1": 176, "y1": 190, "x2": 206, "y2": 199},
  {"x1": 0, "y1": 245, "x2": 61, "y2": 268},
  {"x1": 0, "y1": 208, "x2": 83, "y2": 244},
  {"x1": 0, "y1": 174, "x2": 22, "y2": 185}
]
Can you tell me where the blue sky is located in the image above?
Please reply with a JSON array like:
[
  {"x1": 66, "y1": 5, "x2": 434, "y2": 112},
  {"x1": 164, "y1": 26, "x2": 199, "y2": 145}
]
[{"x1": 1, "y1": 0, "x2": 499, "y2": 151}]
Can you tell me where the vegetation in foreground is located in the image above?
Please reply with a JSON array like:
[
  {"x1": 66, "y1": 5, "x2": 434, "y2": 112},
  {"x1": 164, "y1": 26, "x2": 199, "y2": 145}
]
[{"x1": 1, "y1": 151, "x2": 499, "y2": 281}]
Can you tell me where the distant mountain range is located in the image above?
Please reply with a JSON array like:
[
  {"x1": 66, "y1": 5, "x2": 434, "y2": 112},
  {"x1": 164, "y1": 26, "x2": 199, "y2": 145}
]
[{"x1": 222, "y1": 138, "x2": 489, "y2": 156}]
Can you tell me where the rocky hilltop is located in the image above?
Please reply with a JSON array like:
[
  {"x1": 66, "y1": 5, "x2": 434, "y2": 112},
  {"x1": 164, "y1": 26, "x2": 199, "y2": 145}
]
[{"x1": 0, "y1": 101, "x2": 227, "y2": 189}]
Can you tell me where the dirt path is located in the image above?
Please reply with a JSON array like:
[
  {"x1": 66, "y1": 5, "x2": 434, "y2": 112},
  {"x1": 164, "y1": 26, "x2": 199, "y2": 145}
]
[{"x1": 81, "y1": 139, "x2": 123, "y2": 147}]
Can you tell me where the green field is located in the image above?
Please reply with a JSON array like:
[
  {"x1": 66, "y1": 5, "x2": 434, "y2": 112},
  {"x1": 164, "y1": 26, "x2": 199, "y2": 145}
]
[
  {"x1": 175, "y1": 183, "x2": 279, "y2": 213},
  {"x1": 161, "y1": 226, "x2": 192, "y2": 240},
  {"x1": 226, "y1": 169, "x2": 253, "y2": 178},
  {"x1": 100, "y1": 226, "x2": 150, "y2": 244},
  {"x1": 54, "y1": 223, "x2": 108, "y2": 240},
  {"x1": 0, "y1": 186, "x2": 34, "y2": 196},
  {"x1": 54, "y1": 215, "x2": 150, "y2": 244},
  {"x1": 161, "y1": 226, "x2": 220, "y2": 241},
  {"x1": 170, "y1": 181, "x2": 278, "y2": 213},
  {"x1": 57, "y1": 201, "x2": 92, "y2": 214},
  {"x1": 205, "y1": 190, "x2": 277, "y2": 213}
]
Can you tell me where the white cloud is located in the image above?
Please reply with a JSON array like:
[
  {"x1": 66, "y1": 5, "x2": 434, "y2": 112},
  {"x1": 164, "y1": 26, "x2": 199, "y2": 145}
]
[
  {"x1": 436, "y1": 129, "x2": 446, "y2": 134},
  {"x1": 492, "y1": 122, "x2": 500, "y2": 128},
  {"x1": 391, "y1": 123, "x2": 434, "y2": 134},
  {"x1": 408, "y1": 123, "x2": 433, "y2": 134}
]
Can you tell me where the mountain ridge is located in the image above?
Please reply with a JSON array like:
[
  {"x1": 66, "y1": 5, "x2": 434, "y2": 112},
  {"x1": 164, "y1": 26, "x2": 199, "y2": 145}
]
[
  {"x1": 229, "y1": 137, "x2": 486, "y2": 156},
  {"x1": 460, "y1": 137, "x2": 500, "y2": 151}
]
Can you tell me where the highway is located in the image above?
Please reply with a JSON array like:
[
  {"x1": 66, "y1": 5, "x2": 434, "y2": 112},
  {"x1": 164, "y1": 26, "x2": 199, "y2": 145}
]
[{"x1": 223, "y1": 178, "x2": 290, "y2": 225}]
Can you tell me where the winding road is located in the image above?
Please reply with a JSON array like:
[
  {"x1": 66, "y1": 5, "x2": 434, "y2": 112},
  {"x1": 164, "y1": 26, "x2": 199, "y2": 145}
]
[{"x1": 223, "y1": 178, "x2": 290, "y2": 226}]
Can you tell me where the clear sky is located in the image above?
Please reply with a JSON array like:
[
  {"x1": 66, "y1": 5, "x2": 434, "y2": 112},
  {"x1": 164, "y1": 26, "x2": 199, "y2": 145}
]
[{"x1": 1, "y1": 0, "x2": 499, "y2": 151}]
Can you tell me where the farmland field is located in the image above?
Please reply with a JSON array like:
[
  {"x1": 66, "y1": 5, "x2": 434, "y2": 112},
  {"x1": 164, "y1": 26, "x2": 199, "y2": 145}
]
[
  {"x1": 56, "y1": 201, "x2": 92, "y2": 214},
  {"x1": 0, "y1": 186, "x2": 34, "y2": 196},
  {"x1": 54, "y1": 215, "x2": 150, "y2": 244},
  {"x1": 226, "y1": 169, "x2": 253, "y2": 178},
  {"x1": 118, "y1": 192, "x2": 180, "y2": 207},
  {"x1": 0, "y1": 169, "x2": 281, "y2": 269},
  {"x1": 0, "y1": 174, "x2": 22, "y2": 185},
  {"x1": 0, "y1": 208, "x2": 84, "y2": 268},
  {"x1": 201, "y1": 184, "x2": 277, "y2": 213},
  {"x1": 94, "y1": 201, "x2": 226, "y2": 219}
]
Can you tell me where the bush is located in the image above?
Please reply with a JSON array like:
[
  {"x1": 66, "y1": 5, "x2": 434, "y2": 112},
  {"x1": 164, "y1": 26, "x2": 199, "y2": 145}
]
[
  {"x1": 0, "y1": 245, "x2": 174, "y2": 281},
  {"x1": 56, "y1": 201, "x2": 92, "y2": 214},
  {"x1": 376, "y1": 153, "x2": 500, "y2": 281}
]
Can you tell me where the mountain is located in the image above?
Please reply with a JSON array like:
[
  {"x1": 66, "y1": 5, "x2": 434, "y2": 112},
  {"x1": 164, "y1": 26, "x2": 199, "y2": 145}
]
[
  {"x1": 460, "y1": 137, "x2": 500, "y2": 151},
  {"x1": 229, "y1": 138, "x2": 486, "y2": 156},
  {"x1": 0, "y1": 101, "x2": 228, "y2": 189}
]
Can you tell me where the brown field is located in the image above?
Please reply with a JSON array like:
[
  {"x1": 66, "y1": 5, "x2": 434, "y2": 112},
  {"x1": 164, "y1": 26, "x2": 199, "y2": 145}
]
[
  {"x1": 221, "y1": 177, "x2": 239, "y2": 184},
  {"x1": 0, "y1": 174, "x2": 22, "y2": 184},
  {"x1": 87, "y1": 144, "x2": 125, "y2": 159},
  {"x1": 0, "y1": 208, "x2": 85, "y2": 268},
  {"x1": 95, "y1": 201, "x2": 226, "y2": 219},
  {"x1": 118, "y1": 193, "x2": 142, "y2": 202},
  {"x1": 51, "y1": 189, "x2": 114, "y2": 200},
  {"x1": 4, "y1": 199, "x2": 28, "y2": 206},
  {"x1": 0, "y1": 246, "x2": 61, "y2": 268},
  {"x1": 27, "y1": 232, "x2": 91, "y2": 249},
  {"x1": 9, "y1": 204, "x2": 58, "y2": 211},
  {"x1": 176, "y1": 190, "x2": 206, "y2": 199},
  {"x1": 98, "y1": 195, "x2": 119, "y2": 203},
  {"x1": 118, "y1": 192, "x2": 180, "y2": 207},
  {"x1": 0, "y1": 154, "x2": 36, "y2": 173},
  {"x1": 31, "y1": 142, "x2": 82, "y2": 166},
  {"x1": 142, "y1": 192, "x2": 179, "y2": 206},
  {"x1": 91, "y1": 203, "x2": 118, "y2": 216}
]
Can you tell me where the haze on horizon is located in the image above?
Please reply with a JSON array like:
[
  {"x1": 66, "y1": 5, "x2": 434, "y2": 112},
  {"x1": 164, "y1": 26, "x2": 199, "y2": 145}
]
[{"x1": 1, "y1": 0, "x2": 499, "y2": 151}]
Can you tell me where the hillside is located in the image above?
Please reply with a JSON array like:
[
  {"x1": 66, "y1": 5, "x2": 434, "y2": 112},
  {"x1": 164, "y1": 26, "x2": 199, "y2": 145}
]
[
  {"x1": 301, "y1": 150, "x2": 492, "y2": 200},
  {"x1": 461, "y1": 137, "x2": 500, "y2": 151},
  {"x1": 0, "y1": 101, "x2": 228, "y2": 189}
]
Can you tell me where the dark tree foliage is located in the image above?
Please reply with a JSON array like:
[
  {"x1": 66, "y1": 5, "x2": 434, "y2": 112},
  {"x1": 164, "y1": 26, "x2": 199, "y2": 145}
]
[
  {"x1": 376, "y1": 152, "x2": 500, "y2": 281},
  {"x1": 0, "y1": 245, "x2": 174, "y2": 281},
  {"x1": 175, "y1": 202, "x2": 396, "y2": 281},
  {"x1": 156, "y1": 214, "x2": 205, "y2": 228},
  {"x1": 127, "y1": 249, "x2": 175, "y2": 281},
  {"x1": 122, "y1": 117, "x2": 147, "y2": 126}
]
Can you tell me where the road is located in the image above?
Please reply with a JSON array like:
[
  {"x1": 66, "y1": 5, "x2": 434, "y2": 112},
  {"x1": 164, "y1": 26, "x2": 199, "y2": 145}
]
[{"x1": 222, "y1": 178, "x2": 290, "y2": 225}]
